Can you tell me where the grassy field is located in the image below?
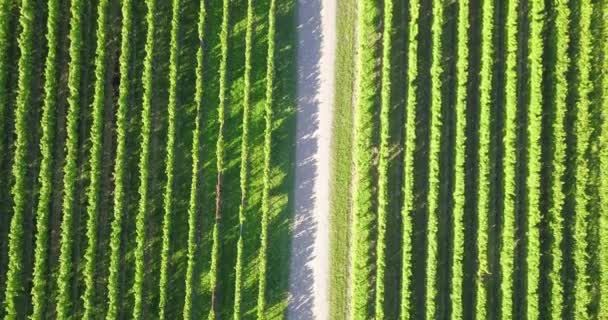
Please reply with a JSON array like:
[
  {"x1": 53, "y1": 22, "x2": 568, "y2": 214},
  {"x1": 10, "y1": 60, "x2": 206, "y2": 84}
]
[
  {"x1": 0, "y1": 0, "x2": 296, "y2": 318},
  {"x1": 331, "y1": 0, "x2": 608, "y2": 318}
]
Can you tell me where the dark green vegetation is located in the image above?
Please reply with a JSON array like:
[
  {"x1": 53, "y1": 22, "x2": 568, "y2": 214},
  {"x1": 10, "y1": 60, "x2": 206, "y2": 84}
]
[
  {"x1": 331, "y1": 0, "x2": 608, "y2": 319},
  {"x1": 0, "y1": 0, "x2": 296, "y2": 318}
]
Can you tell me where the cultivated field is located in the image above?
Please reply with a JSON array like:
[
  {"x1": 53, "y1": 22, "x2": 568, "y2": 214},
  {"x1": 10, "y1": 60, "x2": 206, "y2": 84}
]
[
  {"x1": 0, "y1": 0, "x2": 296, "y2": 319},
  {"x1": 2, "y1": 0, "x2": 608, "y2": 319},
  {"x1": 330, "y1": 0, "x2": 608, "y2": 319}
]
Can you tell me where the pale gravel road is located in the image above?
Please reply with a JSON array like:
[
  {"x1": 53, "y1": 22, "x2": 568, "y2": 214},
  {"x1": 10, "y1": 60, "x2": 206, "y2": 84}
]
[{"x1": 288, "y1": 0, "x2": 335, "y2": 317}]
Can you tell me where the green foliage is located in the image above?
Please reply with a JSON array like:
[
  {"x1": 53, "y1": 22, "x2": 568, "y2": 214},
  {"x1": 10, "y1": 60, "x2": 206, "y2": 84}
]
[
  {"x1": 525, "y1": 0, "x2": 545, "y2": 318},
  {"x1": 183, "y1": 1, "x2": 205, "y2": 319},
  {"x1": 600, "y1": 2, "x2": 608, "y2": 315},
  {"x1": 158, "y1": 0, "x2": 181, "y2": 318},
  {"x1": 0, "y1": 0, "x2": 296, "y2": 318},
  {"x1": 4, "y1": 0, "x2": 35, "y2": 318},
  {"x1": 0, "y1": 0, "x2": 11, "y2": 166},
  {"x1": 327, "y1": 0, "x2": 607, "y2": 318},
  {"x1": 233, "y1": 0, "x2": 253, "y2": 317},
  {"x1": 500, "y1": 0, "x2": 520, "y2": 317},
  {"x1": 350, "y1": 0, "x2": 380, "y2": 318},
  {"x1": 30, "y1": 0, "x2": 60, "y2": 318},
  {"x1": 573, "y1": 0, "x2": 593, "y2": 318},
  {"x1": 82, "y1": 0, "x2": 109, "y2": 318},
  {"x1": 105, "y1": 0, "x2": 131, "y2": 318},
  {"x1": 257, "y1": 0, "x2": 277, "y2": 317},
  {"x1": 374, "y1": 0, "x2": 393, "y2": 317},
  {"x1": 56, "y1": 0, "x2": 83, "y2": 317},
  {"x1": 208, "y1": 223, "x2": 220, "y2": 320},
  {"x1": 209, "y1": 0, "x2": 230, "y2": 317},
  {"x1": 451, "y1": 0, "x2": 470, "y2": 318},
  {"x1": 133, "y1": 0, "x2": 156, "y2": 318},
  {"x1": 425, "y1": 0, "x2": 445, "y2": 317},
  {"x1": 400, "y1": 0, "x2": 419, "y2": 317},
  {"x1": 5, "y1": 0, "x2": 608, "y2": 318},
  {"x1": 547, "y1": 0, "x2": 569, "y2": 318},
  {"x1": 474, "y1": 0, "x2": 495, "y2": 317}
]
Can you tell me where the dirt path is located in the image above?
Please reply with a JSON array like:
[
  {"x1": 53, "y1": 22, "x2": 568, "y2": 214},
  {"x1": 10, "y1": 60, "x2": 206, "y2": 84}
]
[{"x1": 288, "y1": 0, "x2": 335, "y2": 318}]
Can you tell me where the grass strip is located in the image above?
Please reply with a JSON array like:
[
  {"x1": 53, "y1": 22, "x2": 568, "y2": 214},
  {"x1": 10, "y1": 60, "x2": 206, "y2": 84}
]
[{"x1": 328, "y1": 0, "x2": 356, "y2": 316}]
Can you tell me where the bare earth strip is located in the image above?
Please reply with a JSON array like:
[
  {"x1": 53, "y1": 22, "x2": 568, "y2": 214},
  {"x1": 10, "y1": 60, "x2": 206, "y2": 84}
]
[{"x1": 288, "y1": 0, "x2": 336, "y2": 318}]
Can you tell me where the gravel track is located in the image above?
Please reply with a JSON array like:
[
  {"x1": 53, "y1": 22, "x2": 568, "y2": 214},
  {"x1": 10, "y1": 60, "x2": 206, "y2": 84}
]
[{"x1": 288, "y1": 0, "x2": 335, "y2": 318}]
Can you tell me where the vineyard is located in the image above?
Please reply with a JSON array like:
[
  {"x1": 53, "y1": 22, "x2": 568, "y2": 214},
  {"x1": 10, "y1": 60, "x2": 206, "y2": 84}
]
[
  {"x1": 0, "y1": 0, "x2": 296, "y2": 319},
  {"x1": 2, "y1": 0, "x2": 608, "y2": 318},
  {"x1": 330, "y1": 0, "x2": 608, "y2": 319}
]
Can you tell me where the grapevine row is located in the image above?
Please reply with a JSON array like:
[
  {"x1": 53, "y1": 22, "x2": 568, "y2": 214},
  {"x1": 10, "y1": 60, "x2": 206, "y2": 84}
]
[
  {"x1": 158, "y1": 0, "x2": 181, "y2": 317},
  {"x1": 600, "y1": 1, "x2": 608, "y2": 315},
  {"x1": 233, "y1": 0, "x2": 253, "y2": 316},
  {"x1": 474, "y1": 0, "x2": 495, "y2": 315},
  {"x1": 54, "y1": 0, "x2": 83, "y2": 316},
  {"x1": 499, "y1": 0, "x2": 520, "y2": 316},
  {"x1": 209, "y1": 0, "x2": 230, "y2": 316},
  {"x1": 82, "y1": 0, "x2": 110, "y2": 317},
  {"x1": 573, "y1": 0, "x2": 593, "y2": 317},
  {"x1": 547, "y1": 0, "x2": 570, "y2": 317},
  {"x1": 182, "y1": 0, "x2": 205, "y2": 318},
  {"x1": 105, "y1": 0, "x2": 131, "y2": 317},
  {"x1": 30, "y1": 0, "x2": 60, "y2": 317},
  {"x1": 450, "y1": 0, "x2": 470, "y2": 317},
  {"x1": 132, "y1": 0, "x2": 156, "y2": 317},
  {"x1": 525, "y1": 0, "x2": 545, "y2": 317},
  {"x1": 3, "y1": 0, "x2": 35, "y2": 318},
  {"x1": 257, "y1": 0, "x2": 277, "y2": 316},
  {"x1": 400, "y1": 0, "x2": 419, "y2": 316},
  {"x1": 374, "y1": 0, "x2": 393, "y2": 315},
  {"x1": 425, "y1": 0, "x2": 445, "y2": 316},
  {"x1": 350, "y1": 0, "x2": 380, "y2": 317}
]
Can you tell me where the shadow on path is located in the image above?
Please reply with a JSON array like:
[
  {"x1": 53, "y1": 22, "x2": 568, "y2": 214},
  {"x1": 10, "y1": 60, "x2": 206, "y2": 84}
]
[{"x1": 288, "y1": 0, "x2": 324, "y2": 318}]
